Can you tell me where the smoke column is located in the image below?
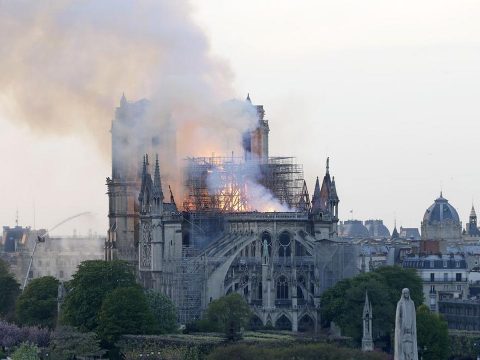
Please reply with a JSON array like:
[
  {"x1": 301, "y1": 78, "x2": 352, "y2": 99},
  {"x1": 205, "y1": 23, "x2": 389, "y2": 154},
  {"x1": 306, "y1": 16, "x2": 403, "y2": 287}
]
[
  {"x1": 0, "y1": 0, "x2": 282, "y2": 210},
  {"x1": 0, "y1": 1, "x2": 256, "y2": 154}
]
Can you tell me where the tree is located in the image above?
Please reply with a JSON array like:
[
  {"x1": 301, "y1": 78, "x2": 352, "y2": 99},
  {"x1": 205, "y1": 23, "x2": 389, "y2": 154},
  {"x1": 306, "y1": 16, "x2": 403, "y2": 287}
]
[
  {"x1": 0, "y1": 259, "x2": 20, "y2": 321},
  {"x1": 321, "y1": 272, "x2": 392, "y2": 343},
  {"x1": 321, "y1": 266, "x2": 424, "y2": 351},
  {"x1": 61, "y1": 260, "x2": 136, "y2": 331},
  {"x1": 416, "y1": 305, "x2": 449, "y2": 360},
  {"x1": 375, "y1": 266, "x2": 424, "y2": 306},
  {"x1": 48, "y1": 326, "x2": 104, "y2": 360},
  {"x1": 16, "y1": 276, "x2": 59, "y2": 328},
  {"x1": 97, "y1": 286, "x2": 156, "y2": 345},
  {"x1": 203, "y1": 293, "x2": 251, "y2": 341},
  {"x1": 12, "y1": 342, "x2": 39, "y2": 360},
  {"x1": 145, "y1": 291, "x2": 178, "y2": 334}
]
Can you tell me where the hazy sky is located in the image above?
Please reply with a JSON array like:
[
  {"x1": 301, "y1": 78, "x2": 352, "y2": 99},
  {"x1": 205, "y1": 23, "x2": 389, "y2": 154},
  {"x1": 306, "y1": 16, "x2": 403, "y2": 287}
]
[{"x1": 1, "y1": 0, "x2": 480, "y2": 235}]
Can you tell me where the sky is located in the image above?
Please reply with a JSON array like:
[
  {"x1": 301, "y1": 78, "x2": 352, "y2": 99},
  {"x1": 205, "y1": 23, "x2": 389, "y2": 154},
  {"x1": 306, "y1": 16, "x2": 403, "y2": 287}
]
[{"x1": 1, "y1": 0, "x2": 480, "y2": 235}]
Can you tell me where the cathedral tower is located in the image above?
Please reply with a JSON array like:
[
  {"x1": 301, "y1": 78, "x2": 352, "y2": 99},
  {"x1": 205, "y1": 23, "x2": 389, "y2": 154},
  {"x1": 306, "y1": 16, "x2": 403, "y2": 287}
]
[
  {"x1": 106, "y1": 94, "x2": 177, "y2": 263},
  {"x1": 243, "y1": 94, "x2": 269, "y2": 162}
]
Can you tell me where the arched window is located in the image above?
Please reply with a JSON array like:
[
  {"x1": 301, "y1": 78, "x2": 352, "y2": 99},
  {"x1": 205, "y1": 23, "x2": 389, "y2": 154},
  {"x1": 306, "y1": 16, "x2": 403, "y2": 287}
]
[
  {"x1": 276, "y1": 275, "x2": 289, "y2": 299},
  {"x1": 258, "y1": 282, "x2": 263, "y2": 300},
  {"x1": 298, "y1": 315, "x2": 315, "y2": 333},
  {"x1": 275, "y1": 315, "x2": 292, "y2": 330},
  {"x1": 260, "y1": 232, "x2": 272, "y2": 257},
  {"x1": 278, "y1": 231, "x2": 291, "y2": 257}
]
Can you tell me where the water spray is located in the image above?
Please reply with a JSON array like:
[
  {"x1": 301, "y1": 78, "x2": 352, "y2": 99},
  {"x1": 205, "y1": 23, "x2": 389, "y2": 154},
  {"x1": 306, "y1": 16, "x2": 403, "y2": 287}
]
[{"x1": 22, "y1": 212, "x2": 92, "y2": 290}]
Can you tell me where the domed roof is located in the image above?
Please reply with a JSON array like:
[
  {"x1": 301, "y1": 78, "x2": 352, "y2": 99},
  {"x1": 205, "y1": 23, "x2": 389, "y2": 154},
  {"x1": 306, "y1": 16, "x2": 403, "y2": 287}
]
[
  {"x1": 365, "y1": 220, "x2": 391, "y2": 238},
  {"x1": 340, "y1": 220, "x2": 370, "y2": 238},
  {"x1": 423, "y1": 193, "x2": 460, "y2": 224}
]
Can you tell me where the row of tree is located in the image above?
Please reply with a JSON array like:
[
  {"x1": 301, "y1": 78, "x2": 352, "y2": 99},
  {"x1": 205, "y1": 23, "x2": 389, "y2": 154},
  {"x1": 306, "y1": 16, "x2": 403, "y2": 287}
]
[
  {"x1": 0, "y1": 259, "x2": 179, "y2": 356},
  {"x1": 320, "y1": 266, "x2": 449, "y2": 360},
  {"x1": 61, "y1": 260, "x2": 177, "y2": 346}
]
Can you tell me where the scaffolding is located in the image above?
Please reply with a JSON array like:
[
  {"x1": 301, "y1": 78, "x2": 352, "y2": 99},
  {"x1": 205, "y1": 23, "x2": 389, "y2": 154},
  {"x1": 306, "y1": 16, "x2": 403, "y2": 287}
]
[
  {"x1": 173, "y1": 253, "x2": 204, "y2": 324},
  {"x1": 182, "y1": 156, "x2": 310, "y2": 213}
]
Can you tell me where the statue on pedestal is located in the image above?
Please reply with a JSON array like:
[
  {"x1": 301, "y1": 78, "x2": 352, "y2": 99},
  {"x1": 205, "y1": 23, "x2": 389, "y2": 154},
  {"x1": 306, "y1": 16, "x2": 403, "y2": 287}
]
[{"x1": 394, "y1": 288, "x2": 418, "y2": 360}]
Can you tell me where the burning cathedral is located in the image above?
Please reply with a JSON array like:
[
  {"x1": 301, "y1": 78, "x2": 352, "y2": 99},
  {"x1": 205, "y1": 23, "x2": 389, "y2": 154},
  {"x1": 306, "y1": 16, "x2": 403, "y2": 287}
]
[{"x1": 105, "y1": 94, "x2": 358, "y2": 332}]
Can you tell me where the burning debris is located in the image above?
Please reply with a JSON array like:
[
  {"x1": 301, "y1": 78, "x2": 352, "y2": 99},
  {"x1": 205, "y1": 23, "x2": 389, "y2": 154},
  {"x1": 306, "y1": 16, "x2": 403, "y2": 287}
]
[{"x1": 182, "y1": 156, "x2": 310, "y2": 213}]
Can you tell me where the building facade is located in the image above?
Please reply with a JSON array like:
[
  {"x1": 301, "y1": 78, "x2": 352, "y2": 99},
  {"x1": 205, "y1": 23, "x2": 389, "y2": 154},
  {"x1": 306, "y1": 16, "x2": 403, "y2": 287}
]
[
  {"x1": 402, "y1": 254, "x2": 468, "y2": 312},
  {"x1": 107, "y1": 95, "x2": 360, "y2": 331}
]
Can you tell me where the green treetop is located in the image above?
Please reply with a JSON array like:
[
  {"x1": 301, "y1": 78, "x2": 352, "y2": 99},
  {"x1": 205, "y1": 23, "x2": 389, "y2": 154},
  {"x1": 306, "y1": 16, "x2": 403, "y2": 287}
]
[
  {"x1": 61, "y1": 260, "x2": 136, "y2": 331},
  {"x1": 0, "y1": 259, "x2": 20, "y2": 321},
  {"x1": 16, "y1": 276, "x2": 59, "y2": 328}
]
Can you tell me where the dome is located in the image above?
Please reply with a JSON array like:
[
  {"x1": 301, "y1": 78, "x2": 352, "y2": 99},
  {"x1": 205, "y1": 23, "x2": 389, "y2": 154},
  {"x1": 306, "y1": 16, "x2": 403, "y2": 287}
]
[
  {"x1": 423, "y1": 193, "x2": 460, "y2": 224},
  {"x1": 365, "y1": 220, "x2": 391, "y2": 238},
  {"x1": 340, "y1": 220, "x2": 370, "y2": 238}
]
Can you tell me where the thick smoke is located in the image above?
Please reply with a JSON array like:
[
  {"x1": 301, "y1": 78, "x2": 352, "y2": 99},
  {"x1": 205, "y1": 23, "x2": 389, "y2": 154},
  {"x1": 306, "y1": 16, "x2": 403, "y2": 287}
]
[
  {"x1": 0, "y1": 0, "x2": 283, "y2": 211},
  {"x1": 0, "y1": 0, "x2": 241, "y2": 153}
]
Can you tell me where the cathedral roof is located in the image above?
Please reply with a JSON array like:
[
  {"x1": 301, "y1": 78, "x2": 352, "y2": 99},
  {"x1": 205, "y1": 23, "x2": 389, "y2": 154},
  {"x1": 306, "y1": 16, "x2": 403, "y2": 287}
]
[{"x1": 423, "y1": 192, "x2": 460, "y2": 224}]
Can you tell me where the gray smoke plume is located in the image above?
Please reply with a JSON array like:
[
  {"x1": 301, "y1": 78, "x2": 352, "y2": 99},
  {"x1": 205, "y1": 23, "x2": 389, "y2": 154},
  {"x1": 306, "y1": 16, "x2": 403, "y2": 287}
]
[
  {"x1": 0, "y1": 0, "x2": 245, "y2": 153},
  {"x1": 0, "y1": 0, "x2": 282, "y2": 210}
]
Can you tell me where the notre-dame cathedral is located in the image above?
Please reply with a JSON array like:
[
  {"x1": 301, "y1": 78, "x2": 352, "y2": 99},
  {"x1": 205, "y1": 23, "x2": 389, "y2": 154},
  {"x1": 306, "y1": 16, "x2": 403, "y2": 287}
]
[{"x1": 106, "y1": 94, "x2": 358, "y2": 332}]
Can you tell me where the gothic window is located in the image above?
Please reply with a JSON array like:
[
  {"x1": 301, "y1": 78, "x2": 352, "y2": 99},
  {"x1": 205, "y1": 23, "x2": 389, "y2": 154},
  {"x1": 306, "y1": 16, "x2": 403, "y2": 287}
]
[
  {"x1": 258, "y1": 282, "x2": 263, "y2": 300},
  {"x1": 298, "y1": 315, "x2": 314, "y2": 333},
  {"x1": 276, "y1": 275, "x2": 289, "y2": 299},
  {"x1": 260, "y1": 232, "x2": 272, "y2": 257},
  {"x1": 278, "y1": 231, "x2": 291, "y2": 257}
]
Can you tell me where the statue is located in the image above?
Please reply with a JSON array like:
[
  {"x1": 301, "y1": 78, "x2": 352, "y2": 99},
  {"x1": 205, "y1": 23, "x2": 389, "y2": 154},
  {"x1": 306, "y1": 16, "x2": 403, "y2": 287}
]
[
  {"x1": 394, "y1": 288, "x2": 418, "y2": 360},
  {"x1": 262, "y1": 239, "x2": 269, "y2": 265}
]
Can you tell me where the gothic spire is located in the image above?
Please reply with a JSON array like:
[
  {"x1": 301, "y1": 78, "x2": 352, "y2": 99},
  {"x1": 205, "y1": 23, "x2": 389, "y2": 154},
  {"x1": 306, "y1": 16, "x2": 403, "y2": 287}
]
[
  {"x1": 246, "y1": 93, "x2": 251, "y2": 103},
  {"x1": 362, "y1": 290, "x2": 374, "y2": 351},
  {"x1": 169, "y1": 185, "x2": 176, "y2": 205},
  {"x1": 138, "y1": 154, "x2": 153, "y2": 211},
  {"x1": 331, "y1": 176, "x2": 338, "y2": 201},
  {"x1": 153, "y1": 154, "x2": 164, "y2": 201},
  {"x1": 326, "y1": 157, "x2": 330, "y2": 175},
  {"x1": 362, "y1": 290, "x2": 373, "y2": 320},
  {"x1": 471, "y1": 205, "x2": 477, "y2": 219},
  {"x1": 120, "y1": 92, "x2": 127, "y2": 107},
  {"x1": 311, "y1": 177, "x2": 322, "y2": 214},
  {"x1": 391, "y1": 218, "x2": 400, "y2": 240}
]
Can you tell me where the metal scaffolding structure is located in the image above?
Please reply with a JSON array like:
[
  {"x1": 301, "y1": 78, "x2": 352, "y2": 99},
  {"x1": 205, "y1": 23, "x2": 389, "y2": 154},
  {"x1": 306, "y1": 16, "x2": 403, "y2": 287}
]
[{"x1": 182, "y1": 156, "x2": 310, "y2": 213}]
